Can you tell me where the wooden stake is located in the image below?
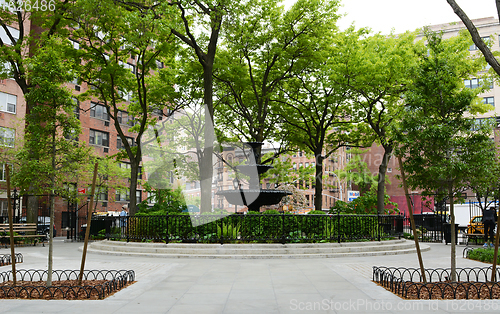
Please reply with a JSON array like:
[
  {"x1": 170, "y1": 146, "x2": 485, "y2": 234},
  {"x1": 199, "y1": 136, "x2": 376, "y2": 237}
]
[
  {"x1": 491, "y1": 208, "x2": 500, "y2": 282},
  {"x1": 78, "y1": 162, "x2": 98, "y2": 285},
  {"x1": 5, "y1": 165, "x2": 16, "y2": 285},
  {"x1": 398, "y1": 156, "x2": 427, "y2": 283}
]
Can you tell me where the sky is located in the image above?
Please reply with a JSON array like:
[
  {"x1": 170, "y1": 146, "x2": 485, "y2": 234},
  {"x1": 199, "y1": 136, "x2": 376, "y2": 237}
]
[{"x1": 284, "y1": 0, "x2": 498, "y2": 34}]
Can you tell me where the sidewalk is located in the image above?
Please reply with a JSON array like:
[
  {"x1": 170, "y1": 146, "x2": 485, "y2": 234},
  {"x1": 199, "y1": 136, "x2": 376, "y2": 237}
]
[{"x1": 0, "y1": 239, "x2": 498, "y2": 313}]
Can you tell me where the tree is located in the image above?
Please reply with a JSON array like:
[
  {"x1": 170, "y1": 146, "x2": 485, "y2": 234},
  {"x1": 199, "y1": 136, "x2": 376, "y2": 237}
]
[
  {"x1": 68, "y1": 0, "x2": 177, "y2": 215},
  {"x1": 162, "y1": 0, "x2": 239, "y2": 213},
  {"x1": 214, "y1": 0, "x2": 341, "y2": 160},
  {"x1": 276, "y1": 27, "x2": 373, "y2": 212},
  {"x1": 0, "y1": 0, "x2": 76, "y2": 223},
  {"x1": 13, "y1": 38, "x2": 91, "y2": 286},
  {"x1": 446, "y1": 0, "x2": 500, "y2": 77},
  {"x1": 395, "y1": 30, "x2": 493, "y2": 281},
  {"x1": 335, "y1": 148, "x2": 377, "y2": 195},
  {"x1": 336, "y1": 28, "x2": 418, "y2": 214}
]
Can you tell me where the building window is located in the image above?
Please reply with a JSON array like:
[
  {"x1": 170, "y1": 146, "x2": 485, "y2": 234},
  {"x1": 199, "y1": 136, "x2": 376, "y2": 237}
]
[
  {"x1": 0, "y1": 163, "x2": 13, "y2": 181},
  {"x1": 136, "y1": 190, "x2": 142, "y2": 203},
  {"x1": 89, "y1": 129, "x2": 109, "y2": 147},
  {"x1": 69, "y1": 39, "x2": 80, "y2": 50},
  {"x1": 117, "y1": 136, "x2": 134, "y2": 149},
  {"x1": 469, "y1": 36, "x2": 490, "y2": 51},
  {"x1": 71, "y1": 97, "x2": 80, "y2": 119},
  {"x1": 0, "y1": 26, "x2": 19, "y2": 46},
  {"x1": 0, "y1": 61, "x2": 13, "y2": 79},
  {"x1": 90, "y1": 102, "x2": 109, "y2": 120},
  {"x1": 483, "y1": 97, "x2": 495, "y2": 108},
  {"x1": 95, "y1": 189, "x2": 108, "y2": 201},
  {"x1": 464, "y1": 78, "x2": 493, "y2": 89},
  {"x1": 0, "y1": 126, "x2": 15, "y2": 147},
  {"x1": 117, "y1": 110, "x2": 134, "y2": 126},
  {"x1": 116, "y1": 190, "x2": 130, "y2": 202},
  {"x1": 0, "y1": 91, "x2": 16, "y2": 114}
]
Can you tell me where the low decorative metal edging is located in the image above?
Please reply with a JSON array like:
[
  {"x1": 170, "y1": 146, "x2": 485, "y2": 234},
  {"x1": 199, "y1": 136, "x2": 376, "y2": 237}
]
[
  {"x1": 0, "y1": 253, "x2": 22, "y2": 266},
  {"x1": 0, "y1": 269, "x2": 135, "y2": 300},
  {"x1": 373, "y1": 266, "x2": 500, "y2": 299}
]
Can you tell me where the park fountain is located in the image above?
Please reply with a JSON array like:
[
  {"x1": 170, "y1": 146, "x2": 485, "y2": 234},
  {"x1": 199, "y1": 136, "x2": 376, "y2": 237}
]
[{"x1": 216, "y1": 142, "x2": 292, "y2": 212}]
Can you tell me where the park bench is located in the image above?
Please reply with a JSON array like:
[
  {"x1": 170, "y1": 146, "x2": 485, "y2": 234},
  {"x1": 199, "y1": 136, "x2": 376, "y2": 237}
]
[{"x1": 0, "y1": 223, "x2": 46, "y2": 247}]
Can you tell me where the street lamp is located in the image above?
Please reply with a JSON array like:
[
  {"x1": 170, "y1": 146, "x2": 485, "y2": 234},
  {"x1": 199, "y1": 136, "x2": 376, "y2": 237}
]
[
  {"x1": 330, "y1": 172, "x2": 343, "y2": 202},
  {"x1": 12, "y1": 188, "x2": 18, "y2": 222}
]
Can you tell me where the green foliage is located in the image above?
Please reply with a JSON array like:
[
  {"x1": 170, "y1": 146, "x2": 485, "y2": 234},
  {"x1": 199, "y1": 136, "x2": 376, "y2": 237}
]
[
  {"x1": 136, "y1": 184, "x2": 187, "y2": 215},
  {"x1": 396, "y1": 30, "x2": 495, "y2": 202},
  {"x1": 335, "y1": 148, "x2": 377, "y2": 195},
  {"x1": 467, "y1": 247, "x2": 500, "y2": 263},
  {"x1": 307, "y1": 210, "x2": 326, "y2": 215},
  {"x1": 329, "y1": 189, "x2": 398, "y2": 215}
]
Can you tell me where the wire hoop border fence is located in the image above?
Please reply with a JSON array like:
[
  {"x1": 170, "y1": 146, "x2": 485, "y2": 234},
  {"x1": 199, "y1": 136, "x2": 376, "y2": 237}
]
[
  {"x1": 0, "y1": 269, "x2": 135, "y2": 300},
  {"x1": 373, "y1": 266, "x2": 500, "y2": 299},
  {"x1": 0, "y1": 253, "x2": 22, "y2": 266}
]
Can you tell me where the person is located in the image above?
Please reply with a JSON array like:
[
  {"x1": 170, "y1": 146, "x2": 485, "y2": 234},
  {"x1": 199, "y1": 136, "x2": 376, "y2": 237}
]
[
  {"x1": 120, "y1": 204, "x2": 128, "y2": 235},
  {"x1": 482, "y1": 206, "x2": 497, "y2": 248}
]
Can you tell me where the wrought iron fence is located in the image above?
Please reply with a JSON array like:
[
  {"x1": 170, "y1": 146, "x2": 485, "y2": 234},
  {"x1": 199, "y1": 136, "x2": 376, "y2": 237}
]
[
  {"x1": 92, "y1": 213, "x2": 404, "y2": 244},
  {"x1": 373, "y1": 266, "x2": 500, "y2": 299},
  {"x1": 402, "y1": 215, "x2": 446, "y2": 242}
]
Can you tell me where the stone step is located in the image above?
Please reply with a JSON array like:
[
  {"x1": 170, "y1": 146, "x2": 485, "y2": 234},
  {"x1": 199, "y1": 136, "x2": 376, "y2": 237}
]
[{"x1": 86, "y1": 239, "x2": 430, "y2": 259}]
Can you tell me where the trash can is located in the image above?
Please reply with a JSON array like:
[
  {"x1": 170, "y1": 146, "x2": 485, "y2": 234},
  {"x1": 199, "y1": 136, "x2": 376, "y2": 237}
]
[{"x1": 443, "y1": 223, "x2": 459, "y2": 245}]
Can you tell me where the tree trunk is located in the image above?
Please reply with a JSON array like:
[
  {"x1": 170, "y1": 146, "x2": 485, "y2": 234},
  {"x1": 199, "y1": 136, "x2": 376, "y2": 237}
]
[
  {"x1": 376, "y1": 147, "x2": 392, "y2": 214},
  {"x1": 398, "y1": 156, "x2": 426, "y2": 283},
  {"x1": 26, "y1": 194, "x2": 38, "y2": 224},
  {"x1": 200, "y1": 64, "x2": 215, "y2": 213},
  {"x1": 128, "y1": 156, "x2": 140, "y2": 216},
  {"x1": 314, "y1": 154, "x2": 324, "y2": 212},
  {"x1": 449, "y1": 184, "x2": 457, "y2": 282}
]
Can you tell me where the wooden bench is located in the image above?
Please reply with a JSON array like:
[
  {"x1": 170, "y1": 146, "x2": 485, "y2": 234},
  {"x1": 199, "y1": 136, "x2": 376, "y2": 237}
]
[
  {"x1": 0, "y1": 223, "x2": 46, "y2": 247},
  {"x1": 465, "y1": 233, "x2": 484, "y2": 245}
]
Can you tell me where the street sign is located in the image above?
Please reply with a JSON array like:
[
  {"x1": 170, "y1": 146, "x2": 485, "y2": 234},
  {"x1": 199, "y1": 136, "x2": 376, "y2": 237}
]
[
  {"x1": 347, "y1": 190, "x2": 360, "y2": 202},
  {"x1": 78, "y1": 188, "x2": 87, "y2": 195}
]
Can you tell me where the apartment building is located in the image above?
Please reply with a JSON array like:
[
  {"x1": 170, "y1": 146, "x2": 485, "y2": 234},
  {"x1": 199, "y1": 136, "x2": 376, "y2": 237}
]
[{"x1": 0, "y1": 16, "x2": 29, "y2": 218}]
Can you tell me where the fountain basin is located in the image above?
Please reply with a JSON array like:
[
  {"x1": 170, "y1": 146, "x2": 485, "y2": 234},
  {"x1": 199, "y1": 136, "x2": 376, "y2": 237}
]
[{"x1": 216, "y1": 189, "x2": 292, "y2": 211}]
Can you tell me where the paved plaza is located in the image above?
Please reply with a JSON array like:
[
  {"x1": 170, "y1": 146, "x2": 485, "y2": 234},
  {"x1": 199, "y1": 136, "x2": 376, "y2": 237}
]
[{"x1": 0, "y1": 239, "x2": 498, "y2": 313}]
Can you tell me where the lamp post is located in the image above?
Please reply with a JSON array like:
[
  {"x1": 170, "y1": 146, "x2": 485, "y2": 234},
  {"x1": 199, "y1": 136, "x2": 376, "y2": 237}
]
[
  {"x1": 12, "y1": 188, "x2": 18, "y2": 223},
  {"x1": 330, "y1": 172, "x2": 343, "y2": 202}
]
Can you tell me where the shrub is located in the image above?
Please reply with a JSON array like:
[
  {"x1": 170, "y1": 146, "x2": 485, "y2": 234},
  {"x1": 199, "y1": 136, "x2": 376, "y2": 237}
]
[{"x1": 467, "y1": 247, "x2": 500, "y2": 263}]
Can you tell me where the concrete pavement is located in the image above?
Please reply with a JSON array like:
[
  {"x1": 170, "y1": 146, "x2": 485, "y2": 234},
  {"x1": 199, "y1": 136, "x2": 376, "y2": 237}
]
[{"x1": 0, "y1": 239, "x2": 498, "y2": 313}]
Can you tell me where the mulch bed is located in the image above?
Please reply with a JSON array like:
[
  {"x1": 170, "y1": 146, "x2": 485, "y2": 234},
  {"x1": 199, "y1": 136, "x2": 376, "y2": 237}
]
[
  {"x1": 0, "y1": 279, "x2": 135, "y2": 300},
  {"x1": 375, "y1": 281, "x2": 500, "y2": 300}
]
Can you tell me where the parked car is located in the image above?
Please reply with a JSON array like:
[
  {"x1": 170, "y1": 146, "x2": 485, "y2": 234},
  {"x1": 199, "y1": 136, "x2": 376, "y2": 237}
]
[{"x1": 467, "y1": 215, "x2": 497, "y2": 235}]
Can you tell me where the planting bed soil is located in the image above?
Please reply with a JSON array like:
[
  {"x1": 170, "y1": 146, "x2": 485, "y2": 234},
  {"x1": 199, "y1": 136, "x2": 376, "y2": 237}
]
[
  {"x1": 373, "y1": 266, "x2": 500, "y2": 300},
  {"x1": 376, "y1": 280, "x2": 500, "y2": 299}
]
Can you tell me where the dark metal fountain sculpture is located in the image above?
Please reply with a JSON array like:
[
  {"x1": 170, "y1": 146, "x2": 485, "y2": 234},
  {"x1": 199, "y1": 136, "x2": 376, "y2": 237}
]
[{"x1": 216, "y1": 142, "x2": 292, "y2": 212}]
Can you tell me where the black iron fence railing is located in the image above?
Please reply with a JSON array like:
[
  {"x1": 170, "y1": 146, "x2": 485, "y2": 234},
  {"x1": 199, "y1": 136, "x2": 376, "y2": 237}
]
[{"x1": 90, "y1": 214, "x2": 404, "y2": 244}]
